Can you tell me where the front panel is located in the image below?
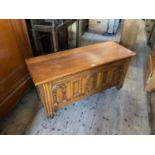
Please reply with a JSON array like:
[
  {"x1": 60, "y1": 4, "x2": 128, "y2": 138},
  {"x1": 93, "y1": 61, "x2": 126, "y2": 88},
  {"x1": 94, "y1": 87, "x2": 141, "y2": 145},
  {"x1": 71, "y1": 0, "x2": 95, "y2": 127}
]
[
  {"x1": 50, "y1": 59, "x2": 127, "y2": 109},
  {"x1": 37, "y1": 58, "x2": 130, "y2": 117}
]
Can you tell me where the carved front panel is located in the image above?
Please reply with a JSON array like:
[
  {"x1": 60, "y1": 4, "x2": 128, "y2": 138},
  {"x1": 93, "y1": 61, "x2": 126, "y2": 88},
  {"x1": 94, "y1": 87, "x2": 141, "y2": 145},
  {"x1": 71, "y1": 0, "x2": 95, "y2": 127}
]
[
  {"x1": 36, "y1": 59, "x2": 131, "y2": 117},
  {"x1": 50, "y1": 59, "x2": 128, "y2": 109},
  {"x1": 52, "y1": 77, "x2": 84, "y2": 107},
  {"x1": 53, "y1": 83, "x2": 67, "y2": 105},
  {"x1": 111, "y1": 64, "x2": 124, "y2": 86},
  {"x1": 72, "y1": 79, "x2": 82, "y2": 97},
  {"x1": 86, "y1": 72, "x2": 98, "y2": 95},
  {"x1": 101, "y1": 61, "x2": 125, "y2": 88},
  {"x1": 101, "y1": 70, "x2": 109, "y2": 88}
]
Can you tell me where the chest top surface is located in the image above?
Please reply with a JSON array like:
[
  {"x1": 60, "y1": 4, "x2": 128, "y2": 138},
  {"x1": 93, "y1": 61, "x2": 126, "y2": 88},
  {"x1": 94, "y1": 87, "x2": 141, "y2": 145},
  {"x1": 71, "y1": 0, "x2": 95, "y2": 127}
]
[{"x1": 26, "y1": 41, "x2": 136, "y2": 85}]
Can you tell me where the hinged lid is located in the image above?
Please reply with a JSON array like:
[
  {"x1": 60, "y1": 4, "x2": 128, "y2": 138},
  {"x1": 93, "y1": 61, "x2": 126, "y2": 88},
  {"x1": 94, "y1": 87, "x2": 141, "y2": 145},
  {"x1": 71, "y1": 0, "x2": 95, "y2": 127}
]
[{"x1": 26, "y1": 41, "x2": 136, "y2": 85}]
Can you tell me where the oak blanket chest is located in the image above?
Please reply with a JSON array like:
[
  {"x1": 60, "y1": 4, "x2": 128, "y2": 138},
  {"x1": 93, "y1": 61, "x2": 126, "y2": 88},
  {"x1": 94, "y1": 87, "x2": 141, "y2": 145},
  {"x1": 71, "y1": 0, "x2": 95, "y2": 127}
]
[{"x1": 26, "y1": 41, "x2": 136, "y2": 117}]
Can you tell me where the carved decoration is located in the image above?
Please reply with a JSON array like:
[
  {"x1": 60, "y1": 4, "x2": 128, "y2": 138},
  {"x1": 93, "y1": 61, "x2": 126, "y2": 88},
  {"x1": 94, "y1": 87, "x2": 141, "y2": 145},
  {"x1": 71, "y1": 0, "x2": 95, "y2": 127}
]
[
  {"x1": 36, "y1": 59, "x2": 132, "y2": 117},
  {"x1": 86, "y1": 72, "x2": 98, "y2": 94},
  {"x1": 52, "y1": 83, "x2": 67, "y2": 105},
  {"x1": 112, "y1": 64, "x2": 124, "y2": 84},
  {"x1": 72, "y1": 79, "x2": 82, "y2": 97},
  {"x1": 102, "y1": 70, "x2": 108, "y2": 87}
]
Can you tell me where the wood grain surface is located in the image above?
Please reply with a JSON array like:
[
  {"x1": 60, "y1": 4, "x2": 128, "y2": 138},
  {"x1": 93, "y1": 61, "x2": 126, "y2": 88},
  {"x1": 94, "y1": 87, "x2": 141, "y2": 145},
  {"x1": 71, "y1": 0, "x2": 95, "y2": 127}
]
[
  {"x1": 26, "y1": 42, "x2": 135, "y2": 117},
  {"x1": 0, "y1": 19, "x2": 33, "y2": 119},
  {"x1": 26, "y1": 41, "x2": 135, "y2": 86}
]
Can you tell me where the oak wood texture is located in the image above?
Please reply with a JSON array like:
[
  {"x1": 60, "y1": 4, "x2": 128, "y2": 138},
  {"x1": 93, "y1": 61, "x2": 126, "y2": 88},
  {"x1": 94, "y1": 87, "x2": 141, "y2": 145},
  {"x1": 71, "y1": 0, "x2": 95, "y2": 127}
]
[
  {"x1": 0, "y1": 19, "x2": 33, "y2": 119},
  {"x1": 26, "y1": 41, "x2": 135, "y2": 117},
  {"x1": 26, "y1": 41, "x2": 135, "y2": 85}
]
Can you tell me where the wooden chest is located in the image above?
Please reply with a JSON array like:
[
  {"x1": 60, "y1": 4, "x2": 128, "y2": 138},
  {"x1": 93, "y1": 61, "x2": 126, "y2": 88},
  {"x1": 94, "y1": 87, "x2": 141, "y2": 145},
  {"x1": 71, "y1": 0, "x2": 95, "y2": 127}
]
[{"x1": 26, "y1": 41, "x2": 136, "y2": 117}]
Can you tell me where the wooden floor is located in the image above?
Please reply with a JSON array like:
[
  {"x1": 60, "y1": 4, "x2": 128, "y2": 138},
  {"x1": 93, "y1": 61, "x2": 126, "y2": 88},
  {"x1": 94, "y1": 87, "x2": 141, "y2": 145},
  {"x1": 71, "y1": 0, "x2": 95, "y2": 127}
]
[{"x1": 0, "y1": 20, "x2": 151, "y2": 135}]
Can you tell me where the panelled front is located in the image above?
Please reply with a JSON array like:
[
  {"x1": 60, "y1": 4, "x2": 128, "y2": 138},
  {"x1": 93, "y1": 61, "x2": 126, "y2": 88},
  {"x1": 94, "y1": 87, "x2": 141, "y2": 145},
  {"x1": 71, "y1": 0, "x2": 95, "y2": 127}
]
[
  {"x1": 0, "y1": 20, "x2": 32, "y2": 102},
  {"x1": 37, "y1": 59, "x2": 127, "y2": 113},
  {"x1": 52, "y1": 75, "x2": 86, "y2": 108},
  {"x1": 0, "y1": 20, "x2": 32, "y2": 118}
]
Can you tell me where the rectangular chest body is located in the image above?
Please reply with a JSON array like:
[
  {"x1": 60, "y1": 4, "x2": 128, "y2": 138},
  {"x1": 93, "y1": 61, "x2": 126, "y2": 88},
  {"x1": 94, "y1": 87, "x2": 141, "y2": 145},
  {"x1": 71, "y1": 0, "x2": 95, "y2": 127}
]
[{"x1": 26, "y1": 41, "x2": 136, "y2": 117}]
